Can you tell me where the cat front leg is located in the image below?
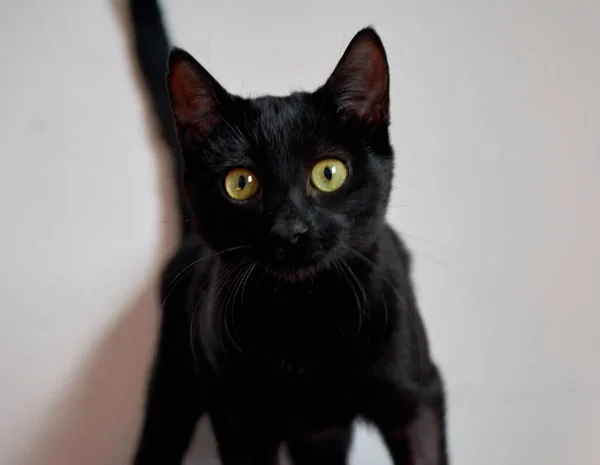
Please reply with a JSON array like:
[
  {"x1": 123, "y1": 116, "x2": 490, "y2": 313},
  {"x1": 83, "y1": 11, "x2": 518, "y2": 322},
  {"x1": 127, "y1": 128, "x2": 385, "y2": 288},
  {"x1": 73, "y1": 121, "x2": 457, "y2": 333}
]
[
  {"x1": 132, "y1": 314, "x2": 205, "y2": 464},
  {"x1": 286, "y1": 423, "x2": 353, "y2": 465},
  {"x1": 363, "y1": 365, "x2": 449, "y2": 465},
  {"x1": 208, "y1": 401, "x2": 281, "y2": 465}
]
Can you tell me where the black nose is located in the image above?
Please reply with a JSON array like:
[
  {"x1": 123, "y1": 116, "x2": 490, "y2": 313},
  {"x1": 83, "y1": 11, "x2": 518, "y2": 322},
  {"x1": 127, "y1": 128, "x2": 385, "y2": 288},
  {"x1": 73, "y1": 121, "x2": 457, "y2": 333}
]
[{"x1": 270, "y1": 219, "x2": 309, "y2": 245}]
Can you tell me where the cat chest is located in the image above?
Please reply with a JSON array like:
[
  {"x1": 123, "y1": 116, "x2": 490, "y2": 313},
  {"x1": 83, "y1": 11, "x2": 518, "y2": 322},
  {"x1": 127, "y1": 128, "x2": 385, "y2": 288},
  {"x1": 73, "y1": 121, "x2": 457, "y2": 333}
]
[
  {"x1": 221, "y1": 362, "x2": 364, "y2": 427},
  {"x1": 229, "y1": 300, "x2": 376, "y2": 356}
]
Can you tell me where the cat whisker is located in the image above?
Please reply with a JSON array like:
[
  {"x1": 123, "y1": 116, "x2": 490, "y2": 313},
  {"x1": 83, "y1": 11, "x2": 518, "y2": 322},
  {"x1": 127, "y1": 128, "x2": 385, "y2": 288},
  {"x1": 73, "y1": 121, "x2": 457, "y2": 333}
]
[
  {"x1": 400, "y1": 231, "x2": 457, "y2": 252},
  {"x1": 221, "y1": 264, "x2": 241, "y2": 351},
  {"x1": 162, "y1": 244, "x2": 251, "y2": 310},
  {"x1": 218, "y1": 260, "x2": 248, "y2": 354},
  {"x1": 189, "y1": 262, "x2": 231, "y2": 365},
  {"x1": 240, "y1": 261, "x2": 257, "y2": 307},
  {"x1": 227, "y1": 260, "x2": 256, "y2": 354},
  {"x1": 340, "y1": 257, "x2": 369, "y2": 332},
  {"x1": 411, "y1": 248, "x2": 457, "y2": 272},
  {"x1": 161, "y1": 257, "x2": 203, "y2": 309},
  {"x1": 332, "y1": 258, "x2": 362, "y2": 333},
  {"x1": 339, "y1": 246, "x2": 388, "y2": 337},
  {"x1": 189, "y1": 258, "x2": 244, "y2": 363},
  {"x1": 342, "y1": 245, "x2": 430, "y2": 383}
]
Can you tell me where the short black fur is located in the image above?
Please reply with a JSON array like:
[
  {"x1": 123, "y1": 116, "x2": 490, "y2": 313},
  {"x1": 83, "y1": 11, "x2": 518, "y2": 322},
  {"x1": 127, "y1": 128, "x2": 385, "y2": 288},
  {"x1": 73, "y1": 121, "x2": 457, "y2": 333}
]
[
  {"x1": 128, "y1": 1, "x2": 449, "y2": 464},
  {"x1": 128, "y1": 0, "x2": 192, "y2": 237}
]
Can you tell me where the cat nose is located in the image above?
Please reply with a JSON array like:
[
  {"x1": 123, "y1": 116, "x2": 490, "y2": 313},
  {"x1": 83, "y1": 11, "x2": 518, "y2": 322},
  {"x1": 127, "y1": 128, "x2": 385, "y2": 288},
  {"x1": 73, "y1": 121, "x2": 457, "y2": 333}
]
[{"x1": 270, "y1": 219, "x2": 309, "y2": 245}]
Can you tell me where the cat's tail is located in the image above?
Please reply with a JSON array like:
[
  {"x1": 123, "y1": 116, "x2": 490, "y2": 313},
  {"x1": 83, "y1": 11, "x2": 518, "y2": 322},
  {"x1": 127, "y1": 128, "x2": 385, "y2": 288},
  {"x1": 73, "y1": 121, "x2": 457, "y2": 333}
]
[{"x1": 127, "y1": 0, "x2": 192, "y2": 238}]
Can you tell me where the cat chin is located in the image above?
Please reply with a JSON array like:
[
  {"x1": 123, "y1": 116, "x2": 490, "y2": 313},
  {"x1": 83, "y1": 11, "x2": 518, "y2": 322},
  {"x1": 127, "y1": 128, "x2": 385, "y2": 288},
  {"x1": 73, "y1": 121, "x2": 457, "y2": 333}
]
[{"x1": 263, "y1": 264, "x2": 322, "y2": 283}]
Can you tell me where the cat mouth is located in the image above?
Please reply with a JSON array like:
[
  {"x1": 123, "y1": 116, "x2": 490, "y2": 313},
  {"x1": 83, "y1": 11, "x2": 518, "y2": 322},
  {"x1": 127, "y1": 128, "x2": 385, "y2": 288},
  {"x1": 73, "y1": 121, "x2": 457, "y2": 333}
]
[
  {"x1": 261, "y1": 250, "x2": 337, "y2": 282},
  {"x1": 256, "y1": 248, "x2": 322, "y2": 282},
  {"x1": 251, "y1": 240, "x2": 337, "y2": 282},
  {"x1": 264, "y1": 263, "x2": 320, "y2": 282}
]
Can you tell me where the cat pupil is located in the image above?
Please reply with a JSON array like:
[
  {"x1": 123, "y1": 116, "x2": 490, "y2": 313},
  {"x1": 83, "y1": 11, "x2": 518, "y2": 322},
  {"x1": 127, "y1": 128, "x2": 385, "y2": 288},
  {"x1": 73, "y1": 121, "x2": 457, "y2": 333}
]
[
  {"x1": 237, "y1": 175, "x2": 246, "y2": 190},
  {"x1": 324, "y1": 166, "x2": 333, "y2": 181}
]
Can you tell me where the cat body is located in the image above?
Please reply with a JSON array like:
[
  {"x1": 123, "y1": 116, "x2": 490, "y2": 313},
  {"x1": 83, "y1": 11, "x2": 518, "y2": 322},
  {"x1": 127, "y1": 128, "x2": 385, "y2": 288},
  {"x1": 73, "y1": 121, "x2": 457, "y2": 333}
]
[{"x1": 128, "y1": 1, "x2": 448, "y2": 464}]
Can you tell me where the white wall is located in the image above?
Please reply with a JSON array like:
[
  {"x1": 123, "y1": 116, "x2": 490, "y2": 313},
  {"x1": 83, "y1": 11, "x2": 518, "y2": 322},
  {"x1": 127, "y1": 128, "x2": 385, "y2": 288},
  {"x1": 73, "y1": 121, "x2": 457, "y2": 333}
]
[{"x1": 1, "y1": 1, "x2": 599, "y2": 464}]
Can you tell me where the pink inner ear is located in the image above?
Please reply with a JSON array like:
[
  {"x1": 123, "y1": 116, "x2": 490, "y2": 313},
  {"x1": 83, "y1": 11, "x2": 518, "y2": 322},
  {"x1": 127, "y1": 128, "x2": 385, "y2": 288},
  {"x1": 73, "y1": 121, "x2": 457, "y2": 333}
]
[
  {"x1": 329, "y1": 34, "x2": 389, "y2": 125},
  {"x1": 168, "y1": 60, "x2": 220, "y2": 135}
]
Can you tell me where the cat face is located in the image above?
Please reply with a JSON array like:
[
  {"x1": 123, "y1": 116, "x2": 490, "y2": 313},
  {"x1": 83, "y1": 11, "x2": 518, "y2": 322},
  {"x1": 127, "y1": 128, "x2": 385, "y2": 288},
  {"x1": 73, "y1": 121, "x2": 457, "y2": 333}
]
[{"x1": 167, "y1": 28, "x2": 394, "y2": 279}]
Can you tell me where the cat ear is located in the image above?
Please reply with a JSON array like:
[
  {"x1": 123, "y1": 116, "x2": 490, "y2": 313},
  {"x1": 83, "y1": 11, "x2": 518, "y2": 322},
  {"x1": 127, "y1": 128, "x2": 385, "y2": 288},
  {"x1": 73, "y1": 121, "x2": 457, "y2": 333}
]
[
  {"x1": 324, "y1": 27, "x2": 390, "y2": 126},
  {"x1": 167, "y1": 48, "x2": 227, "y2": 140}
]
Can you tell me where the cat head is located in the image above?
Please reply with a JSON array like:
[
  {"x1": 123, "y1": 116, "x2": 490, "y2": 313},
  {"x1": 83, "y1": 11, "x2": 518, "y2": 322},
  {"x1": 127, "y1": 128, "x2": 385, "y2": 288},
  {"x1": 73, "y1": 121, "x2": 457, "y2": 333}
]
[{"x1": 167, "y1": 28, "x2": 394, "y2": 280}]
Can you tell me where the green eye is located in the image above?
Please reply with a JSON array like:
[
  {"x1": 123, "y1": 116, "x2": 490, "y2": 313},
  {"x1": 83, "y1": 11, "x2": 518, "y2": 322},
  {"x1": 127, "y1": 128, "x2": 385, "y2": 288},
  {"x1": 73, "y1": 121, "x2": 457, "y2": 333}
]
[
  {"x1": 224, "y1": 168, "x2": 260, "y2": 200},
  {"x1": 311, "y1": 158, "x2": 348, "y2": 193}
]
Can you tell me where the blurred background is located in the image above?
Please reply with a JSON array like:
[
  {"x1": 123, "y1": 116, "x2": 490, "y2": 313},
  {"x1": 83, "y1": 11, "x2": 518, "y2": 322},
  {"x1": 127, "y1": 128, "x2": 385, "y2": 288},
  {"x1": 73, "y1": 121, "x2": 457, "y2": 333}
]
[{"x1": 1, "y1": 0, "x2": 599, "y2": 464}]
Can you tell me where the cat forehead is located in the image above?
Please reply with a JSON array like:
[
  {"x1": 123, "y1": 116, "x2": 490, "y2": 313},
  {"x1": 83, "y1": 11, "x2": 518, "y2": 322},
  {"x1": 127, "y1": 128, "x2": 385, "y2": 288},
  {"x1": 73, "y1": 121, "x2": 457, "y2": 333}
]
[
  {"x1": 251, "y1": 92, "x2": 313, "y2": 113},
  {"x1": 205, "y1": 92, "x2": 345, "y2": 170},
  {"x1": 245, "y1": 93, "x2": 318, "y2": 139},
  {"x1": 239, "y1": 95, "x2": 342, "y2": 168}
]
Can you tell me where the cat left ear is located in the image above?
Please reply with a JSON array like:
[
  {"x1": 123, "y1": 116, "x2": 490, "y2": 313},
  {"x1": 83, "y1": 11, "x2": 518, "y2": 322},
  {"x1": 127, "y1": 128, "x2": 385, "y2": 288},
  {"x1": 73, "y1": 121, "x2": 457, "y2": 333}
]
[
  {"x1": 167, "y1": 48, "x2": 227, "y2": 140},
  {"x1": 324, "y1": 27, "x2": 390, "y2": 126}
]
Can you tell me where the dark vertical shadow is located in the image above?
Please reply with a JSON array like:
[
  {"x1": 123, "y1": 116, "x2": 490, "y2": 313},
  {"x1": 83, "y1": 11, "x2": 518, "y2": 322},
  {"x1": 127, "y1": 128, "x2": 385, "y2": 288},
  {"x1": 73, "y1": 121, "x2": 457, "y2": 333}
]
[
  {"x1": 112, "y1": 0, "x2": 222, "y2": 462},
  {"x1": 19, "y1": 287, "x2": 163, "y2": 465},
  {"x1": 14, "y1": 1, "x2": 216, "y2": 464}
]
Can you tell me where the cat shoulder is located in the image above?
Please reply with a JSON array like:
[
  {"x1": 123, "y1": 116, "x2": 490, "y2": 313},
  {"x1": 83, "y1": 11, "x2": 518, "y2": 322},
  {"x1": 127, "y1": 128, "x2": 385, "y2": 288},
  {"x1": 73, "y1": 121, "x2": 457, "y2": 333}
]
[
  {"x1": 381, "y1": 223, "x2": 412, "y2": 272},
  {"x1": 159, "y1": 237, "x2": 207, "y2": 315}
]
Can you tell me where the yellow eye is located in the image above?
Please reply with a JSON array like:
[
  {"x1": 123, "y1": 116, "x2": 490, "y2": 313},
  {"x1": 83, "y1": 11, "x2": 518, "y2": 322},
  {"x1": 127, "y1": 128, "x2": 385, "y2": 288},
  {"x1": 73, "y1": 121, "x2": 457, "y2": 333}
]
[
  {"x1": 224, "y1": 168, "x2": 260, "y2": 200},
  {"x1": 311, "y1": 158, "x2": 348, "y2": 193}
]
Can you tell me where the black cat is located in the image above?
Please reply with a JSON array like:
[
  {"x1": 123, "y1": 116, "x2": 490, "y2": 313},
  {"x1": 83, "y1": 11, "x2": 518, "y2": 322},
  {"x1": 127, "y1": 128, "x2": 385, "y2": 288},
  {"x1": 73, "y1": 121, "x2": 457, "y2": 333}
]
[{"x1": 128, "y1": 1, "x2": 448, "y2": 464}]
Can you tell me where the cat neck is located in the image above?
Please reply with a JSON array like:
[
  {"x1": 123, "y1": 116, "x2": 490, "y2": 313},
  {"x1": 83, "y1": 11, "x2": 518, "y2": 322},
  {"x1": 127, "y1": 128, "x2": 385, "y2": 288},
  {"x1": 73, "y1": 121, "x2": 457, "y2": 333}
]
[{"x1": 197, "y1": 247, "x2": 391, "y2": 374}]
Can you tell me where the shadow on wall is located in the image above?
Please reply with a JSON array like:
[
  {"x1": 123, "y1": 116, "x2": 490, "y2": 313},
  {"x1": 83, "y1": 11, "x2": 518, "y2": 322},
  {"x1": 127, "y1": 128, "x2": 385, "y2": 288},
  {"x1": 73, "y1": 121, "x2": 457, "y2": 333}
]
[{"x1": 16, "y1": 2, "x2": 218, "y2": 464}]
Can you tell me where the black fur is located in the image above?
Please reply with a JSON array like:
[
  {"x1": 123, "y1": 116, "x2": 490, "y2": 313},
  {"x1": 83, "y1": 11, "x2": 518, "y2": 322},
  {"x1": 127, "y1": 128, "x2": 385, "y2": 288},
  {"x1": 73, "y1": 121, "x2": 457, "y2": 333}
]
[
  {"x1": 128, "y1": 0, "x2": 192, "y2": 237},
  {"x1": 128, "y1": 1, "x2": 448, "y2": 464}
]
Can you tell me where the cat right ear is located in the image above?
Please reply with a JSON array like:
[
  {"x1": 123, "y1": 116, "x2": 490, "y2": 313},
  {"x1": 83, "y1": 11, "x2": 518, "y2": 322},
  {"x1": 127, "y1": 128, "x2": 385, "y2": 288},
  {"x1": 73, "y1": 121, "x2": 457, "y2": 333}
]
[
  {"x1": 167, "y1": 48, "x2": 226, "y2": 140},
  {"x1": 324, "y1": 28, "x2": 390, "y2": 127}
]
